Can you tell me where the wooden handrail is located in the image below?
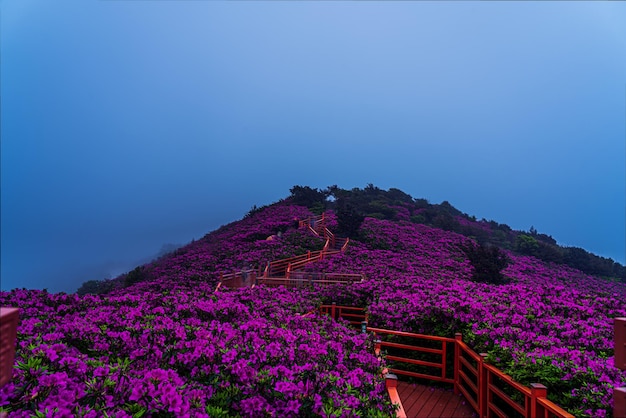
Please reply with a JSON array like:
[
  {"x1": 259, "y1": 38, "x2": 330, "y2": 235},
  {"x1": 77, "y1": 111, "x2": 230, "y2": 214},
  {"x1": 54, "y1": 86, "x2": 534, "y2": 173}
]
[
  {"x1": 615, "y1": 318, "x2": 626, "y2": 418},
  {"x1": 218, "y1": 269, "x2": 258, "y2": 290},
  {"x1": 366, "y1": 327, "x2": 456, "y2": 343},
  {"x1": 368, "y1": 326, "x2": 455, "y2": 384},
  {"x1": 255, "y1": 276, "x2": 363, "y2": 290},
  {"x1": 533, "y1": 385, "x2": 575, "y2": 418},
  {"x1": 319, "y1": 308, "x2": 576, "y2": 418},
  {"x1": 616, "y1": 318, "x2": 626, "y2": 371},
  {"x1": 385, "y1": 373, "x2": 408, "y2": 418},
  {"x1": 318, "y1": 304, "x2": 368, "y2": 327},
  {"x1": 483, "y1": 361, "x2": 532, "y2": 417}
]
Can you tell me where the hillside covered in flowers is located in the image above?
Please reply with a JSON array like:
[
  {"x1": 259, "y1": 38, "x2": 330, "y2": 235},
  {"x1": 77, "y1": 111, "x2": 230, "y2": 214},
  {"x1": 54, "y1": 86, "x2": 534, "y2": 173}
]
[{"x1": 1, "y1": 186, "x2": 625, "y2": 417}]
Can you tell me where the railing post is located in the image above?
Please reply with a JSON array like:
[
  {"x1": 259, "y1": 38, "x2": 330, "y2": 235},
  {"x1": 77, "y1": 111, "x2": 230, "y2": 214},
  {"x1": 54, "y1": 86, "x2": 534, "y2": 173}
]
[
  {"x1": 331, "y1": 302, "x2": 336, "y2": 320},
  {"x1": 615, "y1": 318, "x2": 626, "y2": 370},
  {"x1": 479, "y1": 353, "x2": 488, "y2": 418},
  {"x1": 0, "y1": 308, "x2": 19, "y2": 388},
  {"x1": 361, "y1": 320, "x2": 368, "y2": 334},
  {"x1": 442, "y1": 338, "x2": 448, "y2": 381},
  {"x1": 385, "y1": 373, "x2": 407, "y2": 418},
  {"x1": 385, "y1": 372, "x2": 398, "y2": 390},
  {"x1": 615, "y1": 387, "x2": 626, "y2": 418},
  {"x1": 616, "y1": 318, "x2": 626, "y2": 418},
  {"x1": 530, "y1": 383, "x2": 547, "y2": 418},
  {"x1": 454, "y1": 333, "x2": 462, "y2": 395}
]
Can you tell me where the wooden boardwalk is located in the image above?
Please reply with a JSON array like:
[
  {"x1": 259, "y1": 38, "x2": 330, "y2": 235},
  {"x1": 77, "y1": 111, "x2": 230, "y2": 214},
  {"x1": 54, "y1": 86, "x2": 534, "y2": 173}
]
[{"x1": 397, "y1": 382, "x2": 477, "y2": 418}]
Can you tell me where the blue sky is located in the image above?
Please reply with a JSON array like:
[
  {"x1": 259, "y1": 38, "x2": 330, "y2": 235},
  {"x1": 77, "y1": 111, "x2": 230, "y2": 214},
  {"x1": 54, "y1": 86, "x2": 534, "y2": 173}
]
[{"x1": 2, "y1": 0, "x2": 625, "y2": 293}]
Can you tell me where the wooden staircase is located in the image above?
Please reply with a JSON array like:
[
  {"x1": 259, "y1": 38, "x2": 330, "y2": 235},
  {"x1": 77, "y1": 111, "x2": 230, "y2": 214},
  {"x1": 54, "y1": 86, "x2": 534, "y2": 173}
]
[
  {"x1": 217, "y1": 212, "x2": 359, "y2": 291},
  {"x1": 318, "y1": 304, "x2": 576, "y2": 418}
]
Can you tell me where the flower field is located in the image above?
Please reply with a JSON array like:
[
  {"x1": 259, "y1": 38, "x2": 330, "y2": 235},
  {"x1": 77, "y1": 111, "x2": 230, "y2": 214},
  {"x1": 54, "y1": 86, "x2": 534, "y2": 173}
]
[
  {"x1": 0, "y1": 285, "x2": 393, "y2": 417},
  {"x1": 1, "y1": 202, "x2": 625, "y2": 417}
]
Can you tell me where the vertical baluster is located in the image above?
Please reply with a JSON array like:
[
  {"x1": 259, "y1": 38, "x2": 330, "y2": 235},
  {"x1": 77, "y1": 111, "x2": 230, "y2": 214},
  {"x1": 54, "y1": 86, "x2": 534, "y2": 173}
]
[
  {"x1": 454, "y1": 333, "x2": 462, "y2": 395},
  {"x1": 479, "y1": 353, "x2": 488, "y2": 418},
  {"x1": 530, "y1": 383, "x2": 547, "y2": 418}
]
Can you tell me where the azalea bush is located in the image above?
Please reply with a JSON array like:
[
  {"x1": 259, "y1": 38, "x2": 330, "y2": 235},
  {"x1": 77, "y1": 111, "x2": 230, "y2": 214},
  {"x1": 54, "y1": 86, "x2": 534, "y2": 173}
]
[{"x1": 0, "y1": 285, "x2": 394, "y2": 416}]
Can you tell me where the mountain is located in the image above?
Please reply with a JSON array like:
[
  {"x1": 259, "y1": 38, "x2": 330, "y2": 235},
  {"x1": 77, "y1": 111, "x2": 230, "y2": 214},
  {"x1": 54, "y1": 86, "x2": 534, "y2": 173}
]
[{"x1": 2, "y1": 185, "x2": 625, "y2": 417}]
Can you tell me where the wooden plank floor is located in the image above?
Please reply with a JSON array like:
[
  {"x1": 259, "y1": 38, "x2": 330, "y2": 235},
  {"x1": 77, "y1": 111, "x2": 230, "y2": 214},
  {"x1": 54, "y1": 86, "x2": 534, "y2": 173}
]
[{"x1": 397, "y1": 382, "x2": 477, "y2": 417}]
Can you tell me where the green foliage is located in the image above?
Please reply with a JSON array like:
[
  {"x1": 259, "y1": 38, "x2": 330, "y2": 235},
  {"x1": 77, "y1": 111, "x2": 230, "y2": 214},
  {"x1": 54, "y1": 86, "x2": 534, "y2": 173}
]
[
  {"x1": 413, "y1": 198, "x2": 429, "y2": 208},
  {"x1": 358, "y1": 229, "x2": 391, "y2": 250},
  {"x1": 487, "y1": 349, "x2": 604, "y2": 416},
  {"x1": 245, "y1": 204, "x2": 266, "y2": 218},
  {"x1": 76, "y1": 279, "x2": 114, "y2": 296},
  {"x1": 386, "y1": 188, "x2": 414, "y2": 204},
  {"x1": 124, "y1": 266, "x2": 146, "y2": 287},
  {"x1": 462, "y1": 242, "x2": 510, "y2": 284},
  {"x1": 535, "y1": 241, "x2": 564, "y2": 263},
  {"x1": 365, "y1": 200, "x2": 397, "y2": 220},
  {"x1": 515, "y1": 234, "x2": 539, "y2": 256},
  {"x1": 289, "y1": 185, "x2": 328, "y2": 209},
  {"x1": 336, "y1": 199, "x2": 365, "y2": 238},
  {"x1": 204, "y1": 385, "x2": 242, "y2": 418},
  {"x1": 123, "y1": 403, "x2": 147, "y2": 417},
  {"x1": 431, "y1": 213, "x2": 459, "y2": 231}
]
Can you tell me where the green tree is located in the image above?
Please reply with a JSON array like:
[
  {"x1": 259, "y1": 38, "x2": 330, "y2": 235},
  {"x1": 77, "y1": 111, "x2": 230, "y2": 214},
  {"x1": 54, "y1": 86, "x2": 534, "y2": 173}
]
[
  {"x1": 516, "y1": 234, "x2": 539, "y2": 256},
  {"x1": 336, "y1": 198, "x2": 364, "y2": 238},
  {"x1": 462, "y1": 242, "x2": 510, "y2": 284},
  {"x1": 76, "y1": 279, "x2": 113, "y2": 296},
  {"x1": 289, "y1": 185, "x2": 327, "y2": 209},
  {"x1": 124, "y1": 266, "x2": 146, "y2": 287}
]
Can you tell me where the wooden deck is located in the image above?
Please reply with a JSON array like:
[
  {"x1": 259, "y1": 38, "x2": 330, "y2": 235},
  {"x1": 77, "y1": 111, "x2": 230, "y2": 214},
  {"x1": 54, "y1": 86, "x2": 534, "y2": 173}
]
[{"x1": 397, "y1": 382, "x2": 477, "y2": 418}]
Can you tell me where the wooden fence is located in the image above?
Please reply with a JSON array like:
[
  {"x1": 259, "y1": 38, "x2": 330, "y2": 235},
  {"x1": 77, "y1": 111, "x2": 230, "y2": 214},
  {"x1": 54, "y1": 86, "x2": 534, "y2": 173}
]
[
  {"x1": 218, "y1": 212, "x2": 352, "y2": 291},
  {"x1": 217, "y1": 271, "x2": 365, "y2": 291},
  {"x1": 318, "y1": 305, "x2": 575, "y2": 418},
  {"x1": 256, "y1": 273, "x2": 364, "y2": 289},
  {"x1": 318, "y1": 303, "x2": 368, "y2": 326},
  {"x1": 616, "y1": 318, "x2": 626, "y2": 418}
]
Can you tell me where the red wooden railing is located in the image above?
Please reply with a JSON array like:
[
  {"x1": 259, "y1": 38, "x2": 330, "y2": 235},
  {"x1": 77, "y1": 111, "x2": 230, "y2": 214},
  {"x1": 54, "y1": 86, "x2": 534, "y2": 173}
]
[
  {"x1": 255, "y1": 273, "x2": 364, "y2": 289},
  {"x1": 384, "y1": 373, "x2": 408, "y2": 418},
  {"x1": 299, "y1": 213, "x2": 350, "y2": 252},
  {"x1": 319, "y1": 303, "x2": 368, "y2": 326},
  {"x1": 371, "y1": 327, "x2": 456, "y2": 384},
  {"x1": 319, "y1": 305, "x2": 575, "y2": 418},
  {"x1": 615, "y1": 318, "x2": 626, "y2": 418},
  {"x1": 218, "y1": 213, "x2": 353, "y2": 291},
  {"x1": 0, "y1": 308, "x2": 19, "y2": 389},
  {"x1": 266, "y1": 250, "x2": 326, "y2": 278},
  {"x1": 218, "y1": 270, "x2": 365, "y2": 291}
]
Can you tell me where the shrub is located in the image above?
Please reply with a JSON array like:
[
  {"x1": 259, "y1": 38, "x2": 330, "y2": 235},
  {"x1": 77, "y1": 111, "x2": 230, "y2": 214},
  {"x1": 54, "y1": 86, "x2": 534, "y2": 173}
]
[{"x1": 462, "y1": 242, "x2": 510, "y2": 284}]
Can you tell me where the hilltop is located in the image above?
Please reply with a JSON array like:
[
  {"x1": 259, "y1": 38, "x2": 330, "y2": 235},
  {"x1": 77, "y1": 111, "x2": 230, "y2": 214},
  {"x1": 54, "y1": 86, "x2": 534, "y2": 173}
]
[
  {"x1": 2, "y1": 185, "x2": 625, "y2": 417},
  {"x1": 79, "y1": 184, "x2": 625, "y2": 296}
]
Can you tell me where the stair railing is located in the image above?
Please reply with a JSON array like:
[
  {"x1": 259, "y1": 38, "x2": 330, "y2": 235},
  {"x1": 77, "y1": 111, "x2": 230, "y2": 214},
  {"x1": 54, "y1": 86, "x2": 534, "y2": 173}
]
[
  {"x1": 615, "y1": 318, "x2": 626, "y2": 418},
  {"x1": 319, "y1": 305, "x2": 575, "y2": 418}
]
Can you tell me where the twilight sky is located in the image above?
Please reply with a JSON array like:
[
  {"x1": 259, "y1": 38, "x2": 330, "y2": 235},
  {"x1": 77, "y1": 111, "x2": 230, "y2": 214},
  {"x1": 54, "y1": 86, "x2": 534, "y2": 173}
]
[{"x1": 1, "y1": 0, "x2": 625, "y2": 293}]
